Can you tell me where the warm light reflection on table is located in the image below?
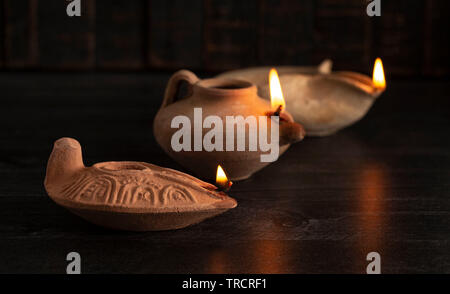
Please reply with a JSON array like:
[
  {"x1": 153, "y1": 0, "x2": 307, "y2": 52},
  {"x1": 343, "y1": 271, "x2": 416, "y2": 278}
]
[{"x1": 356, "y1": 162, "x2": 389, "y2": 253}]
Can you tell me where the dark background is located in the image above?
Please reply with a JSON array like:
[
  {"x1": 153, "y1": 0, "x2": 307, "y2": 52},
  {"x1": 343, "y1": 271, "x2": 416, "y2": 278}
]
[
  {"x1": 1, "y1": 1, "x2": 450, "y2": 274},
  {"x1": 0, "y1": 0, "x2": 449, "y2": 77}
]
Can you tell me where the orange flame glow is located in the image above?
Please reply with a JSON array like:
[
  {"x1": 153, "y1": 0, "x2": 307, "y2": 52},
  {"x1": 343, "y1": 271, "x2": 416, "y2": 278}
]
[
  {"x1": 216, "y1": 165, "x2": 228, "y2": 187},
  {"x1": 269, "y1": 68, "x2": 286, "y2": 111},
  {"x1": 373, "y1": 58, "x2": 386, "y2": 89}
]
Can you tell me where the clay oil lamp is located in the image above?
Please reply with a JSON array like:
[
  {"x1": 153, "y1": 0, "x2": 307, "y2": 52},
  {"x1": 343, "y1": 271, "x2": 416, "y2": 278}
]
[
  {"x1": 218, "y1": 58, "x2": 386, "y2": 136},
  {"x1": 44, "y1": 137, "x2": 237, "y2": 231},
  {"x1": 153, "y1": 70, "x2": 305, "y2": 181}
]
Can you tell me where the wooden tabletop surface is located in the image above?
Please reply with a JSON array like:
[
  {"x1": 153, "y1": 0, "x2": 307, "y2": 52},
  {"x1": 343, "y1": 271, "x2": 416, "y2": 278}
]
[{"x1": 1, "y1": 73, "x2": 449, "y2": 274}]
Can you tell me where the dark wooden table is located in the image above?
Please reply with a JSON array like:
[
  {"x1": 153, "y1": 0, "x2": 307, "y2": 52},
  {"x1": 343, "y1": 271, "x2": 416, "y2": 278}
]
[{"x1": 1, "y1": 73, "x2": 449, "y2": 274}]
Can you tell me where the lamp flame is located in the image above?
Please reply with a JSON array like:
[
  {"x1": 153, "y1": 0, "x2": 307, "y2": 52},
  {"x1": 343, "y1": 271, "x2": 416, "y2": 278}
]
[
  {"x1": 216, "y1": 165, "x2": 229, "y2": 188},
  {"x1": 269, "y1": 68, "x2": 286, "y2": 111},
  {"x1": 373, "y1": 58, "x2": 386, "y2": 89}
]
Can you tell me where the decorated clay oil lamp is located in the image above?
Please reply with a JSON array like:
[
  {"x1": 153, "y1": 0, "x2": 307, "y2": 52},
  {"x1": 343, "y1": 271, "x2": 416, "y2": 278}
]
[
  {"x1": 44, "y1": 137, "x2": 237, "y2": 231},
  {"x1": 218, "y1": 58, "x2": 387, "y2": 136},
  {"x1": 153, "y1": 70, "x2": 305, "y2": 181}
]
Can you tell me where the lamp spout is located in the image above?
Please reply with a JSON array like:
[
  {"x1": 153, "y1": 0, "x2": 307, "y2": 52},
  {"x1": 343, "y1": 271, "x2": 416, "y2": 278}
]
[
  {"x1": 274, "y1": 112, "x2": 306, "y2": 146},
  {"x1": 332, "y1": 71, "x2": 385, "y2": 99},
  {"x1": 279, "y1": 120, "x2": 306, "y2": 146}
]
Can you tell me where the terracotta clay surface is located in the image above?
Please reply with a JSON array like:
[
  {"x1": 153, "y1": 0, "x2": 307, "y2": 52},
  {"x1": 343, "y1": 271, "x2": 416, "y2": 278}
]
[
  {"x1": 153, "y1": 70, "x2": 305, "y2": 181},
  {"x1": 44, "y1": 138, "x2": 237, "y2": 231},
  {"x1": 218, "y1": 61, "x2": 385, "y2": 136},
  {"x1": 216, "y1": 59, "x2": 333, "y2": 87}
]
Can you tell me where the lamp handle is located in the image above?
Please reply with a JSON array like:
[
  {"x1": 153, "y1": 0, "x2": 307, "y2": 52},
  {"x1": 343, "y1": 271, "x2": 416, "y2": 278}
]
[{"x1": 161, "y1": 70, "x2": 199, "y2": 108}]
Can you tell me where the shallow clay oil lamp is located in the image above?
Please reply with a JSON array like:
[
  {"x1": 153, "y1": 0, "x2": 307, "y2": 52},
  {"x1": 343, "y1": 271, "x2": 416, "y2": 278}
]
[
  {"x1": 217, "y1": 59, "x2": 333, "y2": 87},
  {"x1": 153, "y1": 70, "x2": 304, "y2": 181},
  {"x1": 218, "y1": 59, "x2": 386, "y2": 136},
  {"x1": 44, "y1": 137, "x2": 237, "y2": 231}
]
